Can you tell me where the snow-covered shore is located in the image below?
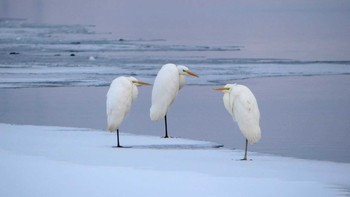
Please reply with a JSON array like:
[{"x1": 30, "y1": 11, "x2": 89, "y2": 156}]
[
  {"x1": 2, "y1": 75, "x2": 350, "y2": 163},
  {"x1": 1, "y1": 123, "x2": 349, "y2": 197}
]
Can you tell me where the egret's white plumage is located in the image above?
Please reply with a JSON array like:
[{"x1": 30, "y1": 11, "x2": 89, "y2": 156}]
[
  {"x1": 106, "y1": 76, "x2": 150, "y2": 147},
  {"x1": 215, "y1": 84, "x2": 261, "y2": 160},
  {"x1": 151, "y1": 64, "x2": 179, "y2": 120},
  {"x1": 150, "y1": 63, "x2": 199, "y2": 137}
]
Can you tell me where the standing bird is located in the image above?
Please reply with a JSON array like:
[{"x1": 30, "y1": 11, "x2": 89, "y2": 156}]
[
  {"x1": 107, "y1": 76, "x2": 151, "y2": 147},
  {"x1": 150, "y1": 63, "x2": 199, "y2": 138},
  {"x1": 214, "y1": 84, "x2": 261, "y2": 160}
]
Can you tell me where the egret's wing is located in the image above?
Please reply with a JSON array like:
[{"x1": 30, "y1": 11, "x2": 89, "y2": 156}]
[
  {"x1": 150, "y1": 64, "x2": 179, "y2": 120},
  {"x1": 233, "y1": 87, "x2": 261, "y2": 144},
  {"x1": 106, "y1": 77, "x2": 133, "y2": 131},
  {"x1": 223, "y1": 93, "x2": 234, "y2": 120},
  {"x1": 234, "y1": 91, "x2": 260, "y2": 121}
]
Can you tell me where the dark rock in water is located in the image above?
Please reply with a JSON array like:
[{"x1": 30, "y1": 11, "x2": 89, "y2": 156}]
[
  {"x1": 70, "y1": 53, "x2": 76, "y2": 56},
  {"x1": 119, "y1": 38, "x2": 125, "y2": 41},
  {"x1": 70, "y1": 41, "x2": 81, "y2": 45},
  {"x1": 9, "y1": 52, "x2": 20, "y2": 55}
]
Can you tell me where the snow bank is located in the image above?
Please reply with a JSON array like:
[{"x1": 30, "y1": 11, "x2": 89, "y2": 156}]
[{"x1": 0, "y1": 123, "x2": 349, "y2": 197}]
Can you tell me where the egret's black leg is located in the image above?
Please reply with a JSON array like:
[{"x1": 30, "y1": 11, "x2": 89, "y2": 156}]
[
  {"x1": 163, "y1": 114, "x2": 169, "y2": 138},
  {"x1": 116, "y1": 129, "x2": 122, "y2": 147},
  {"x1": 241, "y1": 139, "x2": 248, "y2": 160}
]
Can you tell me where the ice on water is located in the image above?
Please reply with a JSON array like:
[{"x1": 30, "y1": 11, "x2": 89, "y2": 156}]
[{"x1": 1, "y1": 19, "x2": 349, "y2": 88}]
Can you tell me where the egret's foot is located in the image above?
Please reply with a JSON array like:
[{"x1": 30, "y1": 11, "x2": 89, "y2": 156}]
[
  {"x1": 240, "y1": 158, "x2": 252, "y2": 161},
  {"x1": 162, "y1": 135, "x2": 172, "y2": 138},
  {"x1": 112, "y1": 145, "x2": 132, "y2": 148}
]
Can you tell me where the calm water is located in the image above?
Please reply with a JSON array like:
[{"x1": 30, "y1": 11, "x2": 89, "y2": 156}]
[
  {"x1": 1, "y1": 76, "x2": 350, "y2": 163},
  {"x1": 1, "y1": 1, "x2": 350, "y2": 163}
]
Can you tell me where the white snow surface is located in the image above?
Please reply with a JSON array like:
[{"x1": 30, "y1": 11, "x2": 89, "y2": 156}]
[{"x1": 1, "y1": 123, "x2": 349, "y2": 197}]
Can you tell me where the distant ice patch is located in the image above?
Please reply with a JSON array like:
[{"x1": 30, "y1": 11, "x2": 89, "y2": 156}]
[{"x1": 1, "y1": 19, "x2": 349, "y2": 88}]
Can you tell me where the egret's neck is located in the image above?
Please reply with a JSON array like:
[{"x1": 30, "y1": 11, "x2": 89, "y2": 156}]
[
  {"x1": 179, "y1": 75, "x2": 186, "y2": 90},
  {"x1": 223, "y1": 92, "x2": 233, "y2": 116},
  {"x1": 131, "y1": 85, "x2": 138, "y2": 101}
]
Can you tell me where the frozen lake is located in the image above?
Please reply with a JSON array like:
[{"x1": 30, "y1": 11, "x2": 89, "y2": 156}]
[
  {"x1": 0, "y1": 19, "x2": 349, "y2": 88},
  {"x1": 2, "y1": 0, "x2": 350, "y2": 61},
  {"x1": 1, "y1": 1, "x2": 350, "y2": 163}
]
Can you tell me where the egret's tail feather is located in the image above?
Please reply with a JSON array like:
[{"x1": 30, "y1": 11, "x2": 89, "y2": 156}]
[
  {"x1": 107, "y1": 124, "x2": 117, "y2": 132},
  {"x1": 247, "y1": 128, "x2": 261, "y2": 145},
  {"x1": 107, "y1": 114, "x2": 121, "y2": 132},
  {"x1": 150, "y1": 106, "x2": 165, "y2": 121}
]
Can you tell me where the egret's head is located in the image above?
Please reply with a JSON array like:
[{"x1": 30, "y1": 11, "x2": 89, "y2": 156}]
[
  {"x1": 177, "y1": 65, "x2": 199, "y2": 78},
  {"x1": 129, "y1": 77, "x2": 152, "y2": 86},
  {"x1": 214, "y1": 84, "x2": 235, "y2": 93}
]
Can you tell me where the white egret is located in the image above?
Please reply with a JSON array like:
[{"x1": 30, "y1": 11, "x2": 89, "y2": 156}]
[
  {"x1": 106, "y1": 76, "x2": 151, "y2": 147},
  {"x1": 150, "y1": 63, "x2": 199, "y2": 138},
  {"x1": 214, "y1": 84, "x2": 261, "y2": 160}
]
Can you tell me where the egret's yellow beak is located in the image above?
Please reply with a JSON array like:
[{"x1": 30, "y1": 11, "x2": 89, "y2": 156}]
[
  {"x1": 133, "y1": 81, "x2": 152, "y2": 86},
  {"x1": 214, "y1": 87, "x2": 230, "y2": 91},
  {"x1": 184, "y1": 70, "x2": 199, "y2": 78}
]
